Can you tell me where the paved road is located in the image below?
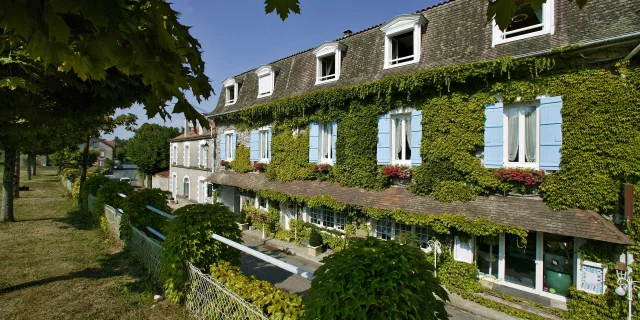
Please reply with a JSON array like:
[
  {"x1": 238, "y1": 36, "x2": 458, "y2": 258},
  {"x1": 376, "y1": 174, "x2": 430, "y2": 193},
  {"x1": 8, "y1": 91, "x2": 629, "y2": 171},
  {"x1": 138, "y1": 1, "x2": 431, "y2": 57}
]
[
  {"x1": 239, "y1": 234, "x2": 489, "y2": 319},
  {"x1": 111, "y1": 163, "x2": 138, "y2": 185}
]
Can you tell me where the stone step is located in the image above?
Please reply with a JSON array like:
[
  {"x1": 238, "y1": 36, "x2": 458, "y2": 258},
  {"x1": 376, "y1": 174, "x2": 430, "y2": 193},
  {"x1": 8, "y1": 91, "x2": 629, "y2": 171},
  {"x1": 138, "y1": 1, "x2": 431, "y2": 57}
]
[{"x1": 474, "y1": 291, "x2": 563, "y2": 320}]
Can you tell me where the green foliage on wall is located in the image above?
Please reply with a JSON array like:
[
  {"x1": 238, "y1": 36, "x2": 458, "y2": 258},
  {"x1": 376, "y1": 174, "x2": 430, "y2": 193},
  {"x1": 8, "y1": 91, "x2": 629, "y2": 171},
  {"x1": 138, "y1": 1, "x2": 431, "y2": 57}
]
[
  {"x1": 209, "y1": 261, "x2": 304, "y2": 319},
  {"x1": 430, "y1": 181, "x2": 477, "y2": 203},
  {"x1": 303, "y1": 237, "x2": 449, "y2": 320},
  {"x1": 161, "y1": 204, "x2": 242, "y2": 303},
  {"x1": 265, "y1": 127, "x2": 314, "y2": 182},
  {"x1": 229, "y1": 144, "x2": 254, "y2": 173}
]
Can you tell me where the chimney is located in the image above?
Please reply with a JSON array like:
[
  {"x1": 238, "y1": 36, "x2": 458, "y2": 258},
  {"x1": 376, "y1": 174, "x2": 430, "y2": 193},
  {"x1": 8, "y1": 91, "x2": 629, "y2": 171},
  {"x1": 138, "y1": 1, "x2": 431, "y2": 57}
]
[
  {"x1": 625, "y1": 183, "x2": 635, "y2": 220},
  {"x1": 343, "y1": 29, "x2": 353, "y2": 38}
]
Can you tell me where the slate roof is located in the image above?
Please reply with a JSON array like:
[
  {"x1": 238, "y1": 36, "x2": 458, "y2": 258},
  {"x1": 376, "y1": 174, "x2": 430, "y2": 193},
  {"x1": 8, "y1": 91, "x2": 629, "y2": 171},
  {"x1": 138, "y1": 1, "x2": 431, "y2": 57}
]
[
  {"x1": 207, "y1": 171, "x2": 632, "y2": 244},
  {"x1": 210, "y1": 0, "x2": 640, "y2": 116}
]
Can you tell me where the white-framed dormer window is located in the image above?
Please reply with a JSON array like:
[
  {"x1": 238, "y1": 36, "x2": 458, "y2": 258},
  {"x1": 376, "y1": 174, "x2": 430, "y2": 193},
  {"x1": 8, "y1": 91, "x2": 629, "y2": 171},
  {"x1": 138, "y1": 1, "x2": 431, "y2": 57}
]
[
  {"x1": 309, "y1": 207, "x2": 346, "y2": 231},
  {"x1": 492, "y1": 0, "x2": 555, "y2": 46},
  {"x1": 256, "y1": 65, "x2": 279, "y2": 98},
  {"x1": 503, "y1": 103, "x2": 540, "y2": 169},
  {"x1": 312, "y1": 42, "x2": 346, "y2": 84},
  {"x1": 380, "y1": 14, "x2": 426, "y2": 69},
  {"x1": 222, "y1": 78, "x2": 241, "y2": 105},
  {"x1": 224, "y1": 132, "x2": 234, "y2": 161},
  {"x1": 319, "y1": 122, "x2": 333, "y2": 164},
  {"x1": 184, "y1": 144, "x2": 190, "y2": 167},
  {"x1": 259, "y1": 128, "x2": 269, "y2": 162}
]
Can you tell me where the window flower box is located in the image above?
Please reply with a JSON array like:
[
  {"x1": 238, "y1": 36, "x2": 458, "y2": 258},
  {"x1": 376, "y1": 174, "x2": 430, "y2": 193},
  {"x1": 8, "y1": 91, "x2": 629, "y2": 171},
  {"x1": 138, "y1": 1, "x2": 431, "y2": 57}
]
[
  {"x1": 220, "y1": 160, "x2": 230, "y2": 169},
  {"x1": 495, "y1": 168, "x2": 545, "y2": 195},
  {"x1": 383, "y1": 165, "x2": 412, "y2": 184},
  {"x1": 311, "y1": 164, "x2": 330, "y2": 173},
  {"x1": 253, "y1": 162, "x2": 267, "y2": 172}
]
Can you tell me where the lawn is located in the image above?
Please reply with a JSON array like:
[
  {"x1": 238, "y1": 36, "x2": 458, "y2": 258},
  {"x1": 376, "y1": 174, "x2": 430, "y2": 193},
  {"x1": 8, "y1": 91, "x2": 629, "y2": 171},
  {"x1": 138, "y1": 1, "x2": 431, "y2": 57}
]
[{"x1": 0, "y1": 167, "x2": 190, "y2": 320}]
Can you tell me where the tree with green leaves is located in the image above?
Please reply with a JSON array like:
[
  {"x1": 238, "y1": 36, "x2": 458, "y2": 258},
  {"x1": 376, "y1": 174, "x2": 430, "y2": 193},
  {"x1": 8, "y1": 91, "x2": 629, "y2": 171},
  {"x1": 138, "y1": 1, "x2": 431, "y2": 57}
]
[{"x1": 126, "y1": 124, "x2": 181, "y2": 187}]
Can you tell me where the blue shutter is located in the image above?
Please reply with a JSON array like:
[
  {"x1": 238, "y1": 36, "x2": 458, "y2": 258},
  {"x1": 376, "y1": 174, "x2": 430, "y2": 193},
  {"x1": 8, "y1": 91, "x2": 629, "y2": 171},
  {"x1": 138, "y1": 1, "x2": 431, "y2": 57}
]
[
  {"x1": 377, "y1": 114, "x2": 391, "y2": 165},
  {"x1": 309, "y1": 122, "x2": 319, "y2": 163},
  {"x1": 219, "y1": 134, "x2": 226, "y2": 161},
  {"x1": 539, "y1": 96, "x2": 563, "y2": 171},
  {"x1": 410, "y1": 110, "x2": 422, "y2": 166},
  {"x1": 249, "y1": 130, "x2": 259, "y2": 162},
  {"x1": 331, "y1": 121, "x2": 337, "y2": 164},
  {"x1": 267, "y1": 128, "x2": 273, "y2": 162},
  {"x1": 484, "y1": 102, "x2": 504, "y2": 168},
  {"x1": 231, "y1": 133, "x2": 237, "y2": 160}
]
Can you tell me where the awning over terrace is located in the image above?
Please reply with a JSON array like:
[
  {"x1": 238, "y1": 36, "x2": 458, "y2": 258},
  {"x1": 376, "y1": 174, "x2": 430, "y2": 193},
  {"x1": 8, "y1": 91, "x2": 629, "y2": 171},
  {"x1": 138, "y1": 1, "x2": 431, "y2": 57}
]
[{"x1": 206, "y1": 171, "x2": 632, "y2": 245}]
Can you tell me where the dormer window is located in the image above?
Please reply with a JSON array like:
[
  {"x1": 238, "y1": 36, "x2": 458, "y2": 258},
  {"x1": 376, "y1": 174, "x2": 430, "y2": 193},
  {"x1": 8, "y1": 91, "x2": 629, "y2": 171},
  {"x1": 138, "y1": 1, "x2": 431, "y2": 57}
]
[
  {"x1": 222, "y1": 78, "x2": 241, "y2": 105},
  {"x1": 312, "y1": 42, "x2": 346, "y2": 84},
  {"x1": 255, "y1": 65, "x2": 279, "y2": 98},
  {"x1": 492, "y1": 0, "x2": 554, "y2": 46},
  {"x1": 380, "y1": 14, "x2": 426, "y2": 69}
]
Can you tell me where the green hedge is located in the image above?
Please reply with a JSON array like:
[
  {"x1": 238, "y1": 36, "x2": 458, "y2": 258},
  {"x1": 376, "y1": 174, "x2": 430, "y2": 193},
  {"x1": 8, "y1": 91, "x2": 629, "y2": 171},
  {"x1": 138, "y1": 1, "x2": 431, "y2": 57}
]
[{"x1": 120, "y1": 188, "x2": 173, "y2": 241}]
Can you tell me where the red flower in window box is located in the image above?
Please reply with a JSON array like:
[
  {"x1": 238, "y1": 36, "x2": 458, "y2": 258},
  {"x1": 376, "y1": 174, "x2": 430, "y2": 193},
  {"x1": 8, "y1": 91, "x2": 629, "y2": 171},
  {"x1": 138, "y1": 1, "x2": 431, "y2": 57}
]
[
  {"x1": 312, "y1": 164, "x2": 329, "y2": 173},
  {"x1": 220, "y1": 160, "x2": 230, "y2": 167},
  {"x1": 383, "y1": 165, "x2": 412, "y2": 179},
  {"x1": 253, "y1": 162, "x2": 266, "y2": 171},
  {"x1": 495, "y1": 167, "x2": 545, "y2": 195}
]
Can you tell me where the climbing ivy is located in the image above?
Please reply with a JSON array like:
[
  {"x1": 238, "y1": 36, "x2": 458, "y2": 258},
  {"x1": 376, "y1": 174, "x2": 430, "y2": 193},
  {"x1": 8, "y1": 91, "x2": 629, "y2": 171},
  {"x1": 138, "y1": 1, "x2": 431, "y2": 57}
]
[
  {"x1": 265, "y1": 127, "x2": 314, "y2": 182},
  {"x1": 229, "y1": 144, "x2": 254, "y2": 173}
]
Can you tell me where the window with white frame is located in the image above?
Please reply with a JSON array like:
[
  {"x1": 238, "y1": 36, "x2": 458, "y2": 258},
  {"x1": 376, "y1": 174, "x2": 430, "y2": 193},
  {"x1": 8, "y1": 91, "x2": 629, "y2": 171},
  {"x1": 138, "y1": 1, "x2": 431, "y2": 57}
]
[
  {"x1": 183, "y1": 177, "x2": 190, "y2": 197},
  {"x1": 504, "y1": 104, "x2": 539, "y2": 168},
  {"x1": 380, "y1": 14, "x2": 426, "y2": 69},
  {"x1": 199, "y1": 143, "x2": 207, "y2": 167},
  {"x1": 172, "y1": 145, "x2": 178, "y2": 164},
  {"x1": 309, "y1": 207, "x2": 346, "y2": 231},
  {"x1": 259, "y1": 129, "x2": 269, "y2": 162},
  {"x1": 391, "y1": 113, "x2": 412, "y2": 165},
  {"x1": 319, "y1": 122, "x2": 333, "y2": 163},
  {"x1": 100, "y1": 151, "x2": 105, "y2": 157},
  {"x1": 224, "y1": 133, "x2": 233, "y2": 160},
  {"x1": 313, "y1": 42, "x2": 346, "y2": 84},
  {"x1": 256, "y1": 65, "x2": 279, "y2": 98},
  {"x1": 184, "y1": 145, "x2": 190, "y2": 166},
  {"x1": 375, "y1": 218, "x2": 394, "y2": 240},
  {"x1": 223, "y1": 77, "x2": 241, "y2": 105},
  {"x1": 492, "y1": 0, "x2": 554, "y2": 46},
  {"x1": 376, "y1": 218, "x2": 432, "y2": 249},
  {"x1": 258, "y1": 196, "x2": 268, "y2": 211}
]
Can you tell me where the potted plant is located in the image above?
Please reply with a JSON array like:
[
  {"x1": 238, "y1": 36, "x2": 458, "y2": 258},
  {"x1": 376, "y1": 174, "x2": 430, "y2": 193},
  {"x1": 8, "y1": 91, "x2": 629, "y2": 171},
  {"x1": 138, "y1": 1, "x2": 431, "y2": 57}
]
[
  {"x1": 237, "y1": 209, "x2": 250, "y2": 231},
  {"x1": 199, "y1": 164, "x2": 205, "y2": 169},
  {"x1": 382, "y1": 165, "x2": 412, "y2": 185},
  {"x1": 172, "y1": 161, "x2": 177, "y2": 166},
  {"x1": 495, "y1": 168, "x2": 545, "y2": 196},
  {"x1": 308, "y1": 228, "x2": 324, "y2": 256},
  {"x1": 246, "y1": 207, "x2": 269, "y2": 239}
]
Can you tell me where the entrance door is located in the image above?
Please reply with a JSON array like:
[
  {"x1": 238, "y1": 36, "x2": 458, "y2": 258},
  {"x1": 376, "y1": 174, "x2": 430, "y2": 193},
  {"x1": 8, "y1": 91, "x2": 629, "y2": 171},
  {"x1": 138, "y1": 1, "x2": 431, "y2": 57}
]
[
  {"x1": 282, "y1": 202, "x2": 297, "y2": 230},
  {"x1": 477, "y1": 236, "x2": 499, "y2": 280},
  {"x1": 504, "y1": 232, "x2": 537, "y2": 288}
]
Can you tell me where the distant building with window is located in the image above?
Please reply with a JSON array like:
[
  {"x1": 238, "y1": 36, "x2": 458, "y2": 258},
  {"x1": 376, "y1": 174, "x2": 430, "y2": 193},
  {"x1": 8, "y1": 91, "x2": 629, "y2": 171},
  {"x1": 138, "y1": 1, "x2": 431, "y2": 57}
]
[
  {"x1": 201, "y1": 0, "x2": 639, "y2": 309},
  {"x1": 86, "y1": 138, "x2": 115, "y2": 167}
]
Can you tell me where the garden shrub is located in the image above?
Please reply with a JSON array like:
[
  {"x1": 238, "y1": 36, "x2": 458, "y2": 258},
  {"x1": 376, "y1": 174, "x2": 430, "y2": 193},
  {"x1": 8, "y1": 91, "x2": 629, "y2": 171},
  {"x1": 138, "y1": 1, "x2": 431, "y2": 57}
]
[
  {"x1": 62, "y1": 168, "x2": 80, "y2": 181},
  {"x1": 437, "y1": 254, "x2": 483, "y2": 293},
  {"x1": 302, "y1": 237, "x2": 448, "y2": 320},
  {"x1": 161, "y1": 204, "x2": 242, "y2": 303},
  {"x1": 120, "y1": 188, "x2": 173, "y2": 241},
  {"x1": 430, "y1": 181, "x2": 477, "y2": 203},
  {"x1": 308, "y1": 228, "x2": 323, "y2": 247},
  {"x1": 79, "y1": 175, "x2": 110, "y2": 211},
  {"x1": 210, "y1": 261, "x2": 304, "y2": 319},
  {"x1": 94, "y1": 180, "x2": 133, "y2": 223}
]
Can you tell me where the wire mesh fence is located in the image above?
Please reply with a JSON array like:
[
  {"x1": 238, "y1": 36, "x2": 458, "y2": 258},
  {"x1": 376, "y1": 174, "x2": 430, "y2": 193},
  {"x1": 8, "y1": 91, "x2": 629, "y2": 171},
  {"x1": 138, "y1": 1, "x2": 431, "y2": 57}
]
[
  {"x1": 186, "y1": 262, "x2": 268, "y2": 320},
  {"x1": 130, "y1": 225, "x2": 164, "y2": 279},
  {"x1": 103, "y1": 204, "x2": 122, "y2": 241}
]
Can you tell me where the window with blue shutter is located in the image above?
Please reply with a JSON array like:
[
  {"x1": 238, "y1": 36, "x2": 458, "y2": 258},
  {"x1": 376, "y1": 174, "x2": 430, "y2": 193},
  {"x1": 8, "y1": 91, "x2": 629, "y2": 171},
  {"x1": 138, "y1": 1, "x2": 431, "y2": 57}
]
[
  {"x1": 484, "y1": 102, "x2": 504, "y2": 168},
  {"x1": 267, "y1": 128, "x2": 273, "y2": 162},
  {"x1": 539, "y1": 96, "x2": 562, "y2": 170},
  {"x1": 377, "y1": 114, "x2": 391, "y2": 165},
  {"x1": 309, "y1": 122, "x2": 319, "y2": 163},
  {"x1": 219, "y1": 134, "x2": 226, "y2": 161},
  {"x1": 250, "y1": 130, "x2": 259, "y2": 162},
  {"x1": 410, "y1": 110, "x2": 422, "y2": 166},
  {"x1": 331, "y1": 121, "x2": 337, "y2": 164}
]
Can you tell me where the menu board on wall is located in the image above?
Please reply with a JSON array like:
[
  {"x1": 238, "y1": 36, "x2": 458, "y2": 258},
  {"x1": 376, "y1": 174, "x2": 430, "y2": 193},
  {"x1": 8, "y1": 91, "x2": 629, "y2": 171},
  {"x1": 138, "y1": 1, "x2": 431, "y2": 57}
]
[{"x1": 579, "y1": 261, "x2": 606, "y2": 295}]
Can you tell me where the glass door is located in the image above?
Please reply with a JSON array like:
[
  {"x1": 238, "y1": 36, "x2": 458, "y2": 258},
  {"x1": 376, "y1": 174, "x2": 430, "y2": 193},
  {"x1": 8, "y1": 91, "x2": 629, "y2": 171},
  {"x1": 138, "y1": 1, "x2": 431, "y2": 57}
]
[
  {"x1": 476, "y1": 236, "x2": 499, "y2": 280},
  {"x1": 504, "y1": 232, "x2": 537, "y2": 288},
  {"x1": 543, "y1": 234, "x2": 574, "y2": 296}
]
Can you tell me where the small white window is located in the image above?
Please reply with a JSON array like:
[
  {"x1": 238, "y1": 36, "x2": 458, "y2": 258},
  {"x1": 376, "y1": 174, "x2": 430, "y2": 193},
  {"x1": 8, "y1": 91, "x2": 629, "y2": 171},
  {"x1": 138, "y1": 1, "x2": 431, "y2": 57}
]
[
  {"x1": 223, "y1": 78, "x2": 241, "y2": 105},
  {"x1": 255, "y1": 65, "x2": 279, "y2": 98},
  {"x1": 375, "y1": 218, "x2": 394, "y2": 240},
  {"x1": 172, "y1": 145, "x2": 178, "y2": 164},
  {"x1": 380, "y1": 14, "x2": 426, "y2": 69},
  {"x1": 375, "y1": 218, "x2": 433, "y2": 249},
  {"x1": 319, "y1": 122, "x2": 333, "y2": 163},
  {"x1": 259, "y1": 129, "x2": 269, "y2": 162},
  {"x1": 313, "y1": 42, "x2": 346, "y2": 84},
  {"x1": 225, "y1": 133, "x2": 233, "y2": 160},
  {"x1": 391, "y1": 114, "x2": 411, "y2": 165},
  {"x1": 199, "y1": 143, "x2": 207, "y2": 167},
  {"x1": 258, "y1": 196, "x2": 268, "y2": 211},
  {"x1": 504, "y1": 104, "x2": 539, "y2": 168},
  {"x1": 184, "y1": 145, "x2": 190, "y2": 166},
  {"x1": 492, "y1": 0, "x2": 554, "y2": 46},
  {"x1": 310, "y1": 207, "x2": 345, "y2": 231},
  {"x1": 183, "y1": 177, "x2": 190, "y2": 198},
  {"x1": 100, "y1": 151, "x2": 105, "y2": 157}
]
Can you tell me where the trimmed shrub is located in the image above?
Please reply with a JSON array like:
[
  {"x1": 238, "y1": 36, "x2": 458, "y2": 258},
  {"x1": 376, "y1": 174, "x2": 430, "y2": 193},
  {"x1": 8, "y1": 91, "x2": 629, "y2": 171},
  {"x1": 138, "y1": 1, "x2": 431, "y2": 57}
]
[
  {"x1": 94, "y1": 180, "x2": 134, "y2": 223},
  {"x1": 302, "y1": 237, "x2": 449, "y2": 320},
  {"x1": 161, "y1": 204, "x2": 242, "y2": 303},
  {"x1": 120, "y1": 188, "x2": 173, "y2": 241},
  {"x1": 79, "y1": 175, "x2": 110, "y2": 212}
]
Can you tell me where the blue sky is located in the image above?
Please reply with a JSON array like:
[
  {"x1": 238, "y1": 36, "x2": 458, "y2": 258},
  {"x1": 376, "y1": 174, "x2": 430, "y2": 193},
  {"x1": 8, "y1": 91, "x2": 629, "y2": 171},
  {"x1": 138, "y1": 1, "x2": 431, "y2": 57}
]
[{"x1": 106, "y1": 0, "x2": 441, "y2": 140}]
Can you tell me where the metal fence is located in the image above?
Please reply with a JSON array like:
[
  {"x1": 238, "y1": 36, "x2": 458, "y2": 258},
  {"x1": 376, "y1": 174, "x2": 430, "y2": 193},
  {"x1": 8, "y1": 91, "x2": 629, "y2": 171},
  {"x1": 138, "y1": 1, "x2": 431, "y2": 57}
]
[
  {"x1": 130, "y1": 225, "x2": 164, "y2": 279},
  {"x1": 103, "y1": 204, "x2": 121, "y2": 240}
]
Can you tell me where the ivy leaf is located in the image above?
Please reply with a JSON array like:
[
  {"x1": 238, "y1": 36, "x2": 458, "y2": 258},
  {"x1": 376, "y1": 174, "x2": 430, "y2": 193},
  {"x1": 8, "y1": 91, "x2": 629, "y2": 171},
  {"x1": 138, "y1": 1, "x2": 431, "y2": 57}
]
[{"x1": 264, "y1": 0, "x2": 301, "y2": 21}]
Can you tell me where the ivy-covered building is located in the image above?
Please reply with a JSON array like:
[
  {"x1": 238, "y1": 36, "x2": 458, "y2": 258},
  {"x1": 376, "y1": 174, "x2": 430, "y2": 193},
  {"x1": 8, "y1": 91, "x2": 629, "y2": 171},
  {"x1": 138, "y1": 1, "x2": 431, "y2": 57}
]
[{"x1": 205, "y1": 0, "x2": 640, "y2": 315}]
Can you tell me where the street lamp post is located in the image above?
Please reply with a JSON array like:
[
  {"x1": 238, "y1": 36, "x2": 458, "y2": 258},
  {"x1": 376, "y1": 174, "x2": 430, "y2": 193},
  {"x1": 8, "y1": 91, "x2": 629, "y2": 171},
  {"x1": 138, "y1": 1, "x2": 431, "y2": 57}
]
[
  {"x1": 425, "y1": 239, "x2": 443, "y2": 277},
  {"x1": 616, "y1": 269, "x2": 640, "y2": 320}
]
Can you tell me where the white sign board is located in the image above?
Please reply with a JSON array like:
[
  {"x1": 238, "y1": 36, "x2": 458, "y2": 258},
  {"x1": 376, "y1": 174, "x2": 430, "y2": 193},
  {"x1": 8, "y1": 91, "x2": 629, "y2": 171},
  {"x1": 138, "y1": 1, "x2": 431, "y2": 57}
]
[{"x1": 579, "y1": 261, "x2": 607, "y2": 295}]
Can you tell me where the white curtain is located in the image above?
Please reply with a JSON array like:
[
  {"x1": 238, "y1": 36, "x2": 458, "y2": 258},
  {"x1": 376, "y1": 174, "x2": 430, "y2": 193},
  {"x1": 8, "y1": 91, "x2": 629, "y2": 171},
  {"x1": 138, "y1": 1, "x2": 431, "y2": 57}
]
[
  {"x1": 525, "y1": 107, "x2": 537, "y2": 162},
  {"x1": 405, "y1": 117, "x2": 411, "y2": 160},
  {"x1": 394, "y1": 118, "x2": 402, "y2": 160},
  {"x1": 507, "y1": 108, "x2": 519, "y2": 162}
]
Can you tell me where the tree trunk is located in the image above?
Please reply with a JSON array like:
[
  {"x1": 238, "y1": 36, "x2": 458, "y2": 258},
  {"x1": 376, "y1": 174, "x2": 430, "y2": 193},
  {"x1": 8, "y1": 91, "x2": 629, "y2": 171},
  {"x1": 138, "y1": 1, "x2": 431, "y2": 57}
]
[
  {"x1": 2, "y1": 147, "x2": 16, "y2": 222},
  {"x1": 79, "y1": 136, "x2": 90, "y2": 205},
  {"x1": 26, "y1": 153, "x2": 32, "y2": 181},
  {"x1": 31, "y1": 153, "x2": 36, "y2": 176},
  {"x1": 13, "y1": 151, "x2": 20, "y2": 198}
]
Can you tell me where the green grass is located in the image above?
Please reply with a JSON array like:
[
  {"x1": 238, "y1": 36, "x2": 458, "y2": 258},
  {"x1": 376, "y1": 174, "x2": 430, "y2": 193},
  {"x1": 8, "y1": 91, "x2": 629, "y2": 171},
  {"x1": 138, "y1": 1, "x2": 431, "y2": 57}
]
[{"x1": 0, "y1": 168, "x2": 190, "y2": 320}]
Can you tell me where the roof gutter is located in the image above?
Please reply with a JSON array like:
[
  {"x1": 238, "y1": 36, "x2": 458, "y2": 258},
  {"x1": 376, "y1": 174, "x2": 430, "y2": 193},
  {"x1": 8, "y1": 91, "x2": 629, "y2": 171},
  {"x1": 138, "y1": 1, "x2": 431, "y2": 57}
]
[
  {"x1": 513, "y1": 31, "x2": 640, "y2": 59},
  {"x1": 624, "y1": 43, "x2": 640, "y2": 61}
]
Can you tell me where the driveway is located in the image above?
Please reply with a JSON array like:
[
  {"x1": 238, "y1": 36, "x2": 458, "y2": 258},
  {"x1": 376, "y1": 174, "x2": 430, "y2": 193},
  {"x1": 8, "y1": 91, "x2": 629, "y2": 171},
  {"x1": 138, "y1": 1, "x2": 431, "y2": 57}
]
[{"x1": 111, "y1": 163, "x2": 138, "y2": 186}]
